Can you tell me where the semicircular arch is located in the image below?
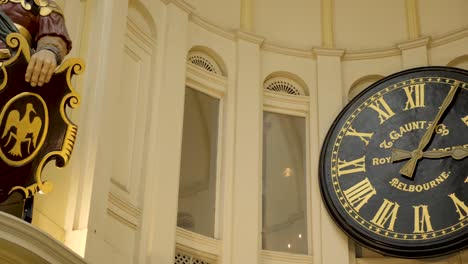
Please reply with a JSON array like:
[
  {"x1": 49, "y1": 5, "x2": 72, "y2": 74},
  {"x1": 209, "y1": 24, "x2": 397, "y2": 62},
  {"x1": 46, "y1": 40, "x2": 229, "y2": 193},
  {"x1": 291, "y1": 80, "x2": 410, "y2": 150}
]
[
  {"x1": 263, "y1": 71, "x2": 309, "y2": 96},
  {"x1": 187, "y1": 46, "x2": 228, "y2": 77},
  {"x1": 348, "y1": 74, "x2": 384, "y2": 101}
]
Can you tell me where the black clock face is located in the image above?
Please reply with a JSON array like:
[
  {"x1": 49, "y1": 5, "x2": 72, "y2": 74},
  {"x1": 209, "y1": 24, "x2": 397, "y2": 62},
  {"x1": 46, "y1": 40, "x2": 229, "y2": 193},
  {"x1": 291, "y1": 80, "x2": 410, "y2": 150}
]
[{"x1": 319, "y1": 67, "x2": 468, "y2": 258}]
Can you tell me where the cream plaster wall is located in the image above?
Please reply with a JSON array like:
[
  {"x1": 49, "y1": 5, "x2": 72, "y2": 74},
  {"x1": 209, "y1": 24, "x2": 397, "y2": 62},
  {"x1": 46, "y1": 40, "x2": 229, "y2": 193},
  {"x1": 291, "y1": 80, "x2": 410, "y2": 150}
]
[
  {"x1": 335, "y1": 0, "x2": 407, "y2": 50},
  {"x1": 253, "y1": 0, "x2": 321, "y2": 50},
  {"x1": 191, "y1": 0, "x2": 240, "y2": 31},
  {"x1": 419, "y1": 0, "x2": 468, "y2": 38},
  {"x1": 12, "y1": 0, "x2": 467, "y2": 264}
]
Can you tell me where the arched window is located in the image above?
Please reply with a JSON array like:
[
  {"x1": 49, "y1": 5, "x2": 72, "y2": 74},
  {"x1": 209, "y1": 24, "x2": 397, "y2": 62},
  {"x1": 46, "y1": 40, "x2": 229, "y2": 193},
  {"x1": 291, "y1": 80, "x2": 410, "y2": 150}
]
[
  {"x1": 262, "y1": 72, "x2": 310, "y2": 255},
  {"x1": 177, "y1": 47, "x2": 227, "y2": 242}
]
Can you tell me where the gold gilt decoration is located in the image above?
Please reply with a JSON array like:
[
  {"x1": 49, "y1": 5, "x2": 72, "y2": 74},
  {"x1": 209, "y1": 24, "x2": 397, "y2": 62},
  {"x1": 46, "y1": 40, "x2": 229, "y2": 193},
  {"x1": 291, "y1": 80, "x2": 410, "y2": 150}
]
[
  {"x1": 2, "y1": 0, "x2": 63, "y2": 16},
  {"x1": 0, "y1": 33, "x2": 84, "y2": 200},
  {"x1": 0, "y1": 94, "x2": 48, "y2": 166}
]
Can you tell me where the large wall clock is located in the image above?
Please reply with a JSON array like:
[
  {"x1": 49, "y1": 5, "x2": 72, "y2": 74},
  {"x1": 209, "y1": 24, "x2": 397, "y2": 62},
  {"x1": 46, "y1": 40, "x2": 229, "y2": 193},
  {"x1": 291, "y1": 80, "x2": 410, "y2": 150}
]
[{"x1": 319, "y1": 66, "x2": 468, "y2": 258}]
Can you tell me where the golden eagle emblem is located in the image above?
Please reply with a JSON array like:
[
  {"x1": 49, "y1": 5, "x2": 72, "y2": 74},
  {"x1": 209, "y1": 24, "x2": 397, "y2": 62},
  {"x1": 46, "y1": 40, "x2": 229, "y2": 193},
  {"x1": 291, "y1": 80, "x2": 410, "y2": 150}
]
[{"x1": 1, "y1": 103, "x2": 42, "y2": 157}]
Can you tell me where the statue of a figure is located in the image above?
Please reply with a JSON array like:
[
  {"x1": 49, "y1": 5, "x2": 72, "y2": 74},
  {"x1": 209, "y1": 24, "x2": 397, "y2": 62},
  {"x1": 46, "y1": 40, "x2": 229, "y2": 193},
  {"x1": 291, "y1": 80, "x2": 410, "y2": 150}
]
[
  {"x1": 0, "y1": 0, "x2": 72, "y2": 220},
  {"x1": 0, "y1": 0, "x2": 72, "y2": 87}
]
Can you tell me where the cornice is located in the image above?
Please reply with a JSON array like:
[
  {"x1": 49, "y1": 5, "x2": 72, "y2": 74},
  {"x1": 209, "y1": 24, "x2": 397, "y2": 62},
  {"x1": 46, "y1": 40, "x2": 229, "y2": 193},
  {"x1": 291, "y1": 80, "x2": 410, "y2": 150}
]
[
  {"x1": 397, "y1": 36, "x2": 430, "y2": 50},
  {"x1": 261, "y1": 250, "x2": 313, "y2": 263},
  {"x1": 263, "y1": 90, "x2": 309, "y2": 117},
  {"x1": 0, "y1": 212, "x2": 87, "y2": 264},
  {"x1": 343, "y1": 47, "x2": 401, "y2": 61},
  {"x1": 430, "y1": 27, "x2": 468, "y2": 48},
  {"x1": 175, "y1": 227, "x2": 222, "y2": 256},
  {"x1": 236, "y1": 30, "x2": 265, "y2": 45},
  {"x1": 313, "y1": 47, "x2": 345, "y2": 57},
  {"x1": 262, "y1": 43, "x2": 315, "y2": 59},
  {"x1": 161, "y1": 0, "x2": 195, "y2": 15},
  {"x1": 190, "y1": 14, "x2": 236, "y2": 40},
  {"x1": 186, "y1": 62, "x2": 227, "y2": 98}
]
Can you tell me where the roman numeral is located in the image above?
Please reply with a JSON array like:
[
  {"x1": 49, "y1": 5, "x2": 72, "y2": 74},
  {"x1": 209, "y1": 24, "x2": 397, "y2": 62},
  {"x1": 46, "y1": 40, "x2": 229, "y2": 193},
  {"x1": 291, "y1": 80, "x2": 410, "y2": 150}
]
[
  {"x1": 370, "y1": 199, "x2": 400, "y2": 231},
  {"x1": 413, "y1": 205, "x2": 433, "y2": 233},
  {"x1": 343, "y1": 178, "x2": 376, "y2": 212},
  {"x1": 338, "y1": 156, "x2": 366, "y2": 176},
  {"x1": 448, "y1": 193, "x2": 468, "y2": 220},
  {"x1": 346, "y1": 126, "x2": 374, "y2": 146},
  {"x1": 369, "y1": 97, "x2": 395, "y2": 124},
  {"x1": 462, "y1": 115, "x2": 468, "y2": 127},
  {"x1": 403, "y1": 84, "x2": 425, "y2": 110}
]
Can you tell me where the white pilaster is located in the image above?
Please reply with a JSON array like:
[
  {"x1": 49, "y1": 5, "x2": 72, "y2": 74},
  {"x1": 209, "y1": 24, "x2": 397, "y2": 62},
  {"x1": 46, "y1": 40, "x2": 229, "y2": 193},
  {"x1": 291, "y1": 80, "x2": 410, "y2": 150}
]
[
  {"x1": 314, "y1": 48, "x2": 350, "y2": 264},
  {"x1": 240, "y1": 0, "x2": 253, "y2": 32},
  {"x1": 397, "y1": 37, "x2": 430, "y2": 69},
  {"x1": 147, "y1": 2, "x2": 190, "y2": 264},
  {"x1": 230, "y1": 31, "x2": 263, "y2": 264},
  {"x1": 83, "y1": 0, "x2": 129, "y2": 263},
  {"x1": 321, "y1": 0, "x2": 334, "y2": 48}
]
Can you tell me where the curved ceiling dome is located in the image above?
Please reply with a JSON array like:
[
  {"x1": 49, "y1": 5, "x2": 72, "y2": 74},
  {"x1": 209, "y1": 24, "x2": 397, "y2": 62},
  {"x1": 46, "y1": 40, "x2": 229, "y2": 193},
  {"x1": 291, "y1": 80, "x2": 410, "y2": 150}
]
[{"x1": 191, "y1": 0, "x2": 467, "y2": 51}]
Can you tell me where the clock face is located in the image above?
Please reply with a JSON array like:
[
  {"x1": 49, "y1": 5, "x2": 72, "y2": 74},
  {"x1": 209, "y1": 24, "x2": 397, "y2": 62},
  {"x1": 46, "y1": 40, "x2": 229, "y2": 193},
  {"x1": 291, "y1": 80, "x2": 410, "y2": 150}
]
[{"x1": 319, "y1": 67, "x2": 468, "y2": 258}]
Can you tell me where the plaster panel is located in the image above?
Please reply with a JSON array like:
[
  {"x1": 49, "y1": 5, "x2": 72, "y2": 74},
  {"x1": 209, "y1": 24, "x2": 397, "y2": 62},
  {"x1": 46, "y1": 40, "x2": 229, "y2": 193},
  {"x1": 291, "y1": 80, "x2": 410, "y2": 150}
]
[
  {"x1": 253, "y1": 0, "x2": 321, "y2": 50},
  {"x1": 261, "y1": 50, "x2": 317, "y2": 96},
  {"x1": 188, "y1": 22, "x2": 236, "y2": 78},
  {"x1": 335, "y1": 0, "x2": 406, "y2": 50},
  {"x1": 419, "y1": 0, "x2": 468, "y2": 38},
  {"x1": 192, "y1": 0, "x2": 240, "y2": 31},
  {"x1": 429, "y1": 37, "x2": 468, "y2": 67},
  {"x1": 342, "y1": 55, "x2": 402, "y2": 96}
]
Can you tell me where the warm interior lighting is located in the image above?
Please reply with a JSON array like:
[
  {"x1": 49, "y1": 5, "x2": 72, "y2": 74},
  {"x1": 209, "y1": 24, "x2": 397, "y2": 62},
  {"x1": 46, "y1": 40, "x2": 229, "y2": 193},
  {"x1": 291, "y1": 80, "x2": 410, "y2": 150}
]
[
  {"x1": 287, "y1": 243, "x2": 291, "y2": 249},
  {"x1": 283, "y1": 167, "x2": 293, "y2": 177},
  {"x1": 298, "y1": 233, "x2": 302, "y2": 238}
]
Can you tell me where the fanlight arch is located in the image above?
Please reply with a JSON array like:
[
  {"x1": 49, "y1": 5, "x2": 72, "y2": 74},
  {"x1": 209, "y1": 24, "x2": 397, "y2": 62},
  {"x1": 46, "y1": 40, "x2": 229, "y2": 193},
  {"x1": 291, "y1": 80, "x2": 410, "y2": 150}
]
[
  {"x1": 348, "y1": 74, "x2": 384, "y2": 101},
  {"x1": 263, "y1": 71, "x2": 309, "y2": 96},
  {"x1": 187, "y1": 46, "x2": 228, "y2": 77}
]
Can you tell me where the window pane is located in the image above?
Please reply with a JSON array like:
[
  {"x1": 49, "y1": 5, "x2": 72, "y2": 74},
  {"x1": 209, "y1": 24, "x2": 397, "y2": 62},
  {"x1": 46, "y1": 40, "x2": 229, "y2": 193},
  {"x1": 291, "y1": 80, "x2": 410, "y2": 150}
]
[
  {"x1": 177, "y1": 88, "x2": 219, "y2": 238},
  {"x1": 262, "y1": 111, "x2": 308, "y2": 254}
]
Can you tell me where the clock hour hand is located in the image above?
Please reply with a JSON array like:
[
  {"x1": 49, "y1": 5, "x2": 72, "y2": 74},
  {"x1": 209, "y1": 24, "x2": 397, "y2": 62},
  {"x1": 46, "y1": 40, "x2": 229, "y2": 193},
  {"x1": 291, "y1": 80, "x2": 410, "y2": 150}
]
[
  {"x1": 398, "y1": 81, "x2": 460, "y2": 178},
  {"x1": 392, "y1": 146, "x2": 468, "y2": 161}
]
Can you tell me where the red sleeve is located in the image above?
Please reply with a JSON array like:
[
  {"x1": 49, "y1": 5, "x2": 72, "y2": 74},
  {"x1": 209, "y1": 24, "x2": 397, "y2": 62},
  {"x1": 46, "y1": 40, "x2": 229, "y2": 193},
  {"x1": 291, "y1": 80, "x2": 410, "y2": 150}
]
[{"x1": 35, "y1": 12, "x2": 72, "y2": 54}]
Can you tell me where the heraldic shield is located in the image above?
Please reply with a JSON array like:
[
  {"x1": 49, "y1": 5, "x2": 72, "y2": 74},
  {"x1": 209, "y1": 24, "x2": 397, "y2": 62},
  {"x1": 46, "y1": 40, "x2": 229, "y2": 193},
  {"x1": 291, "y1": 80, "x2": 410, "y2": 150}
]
[{"x1": 0, "y1": 33, "x2": 84, "y2": 207}]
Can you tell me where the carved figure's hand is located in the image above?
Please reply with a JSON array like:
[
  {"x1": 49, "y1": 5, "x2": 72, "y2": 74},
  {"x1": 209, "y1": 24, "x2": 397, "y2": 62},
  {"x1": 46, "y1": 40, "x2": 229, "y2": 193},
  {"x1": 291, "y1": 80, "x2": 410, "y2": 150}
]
[{"x1": 25, "y1": 49, "x2": 57, "y2": 87}]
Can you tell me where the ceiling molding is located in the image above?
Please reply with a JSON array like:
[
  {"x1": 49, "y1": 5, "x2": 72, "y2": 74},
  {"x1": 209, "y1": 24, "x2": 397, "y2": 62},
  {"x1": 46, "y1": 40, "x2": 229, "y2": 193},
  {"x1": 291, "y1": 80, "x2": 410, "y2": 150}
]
[
  {"x1": 189, "y1": 14, "x2": 236, "y2": 40},
  {"x1": 313, "y1": 47, "x2": 345, "y2": 57},
  {"x1": 429, "y1": 27, "x2": 468, "y2": 48},
  {"x1": 397, "y1": 36, "x2": 430, "y2": 50},
  {"x1": 262, "y1": 43, "x2": 315, "y2": 59},
  {"x1": 343, "y1": 47, "x2": 401, "y2": 61},
  {"x1": 236, "y1": 30, "x2": 265, "y2": 45}
]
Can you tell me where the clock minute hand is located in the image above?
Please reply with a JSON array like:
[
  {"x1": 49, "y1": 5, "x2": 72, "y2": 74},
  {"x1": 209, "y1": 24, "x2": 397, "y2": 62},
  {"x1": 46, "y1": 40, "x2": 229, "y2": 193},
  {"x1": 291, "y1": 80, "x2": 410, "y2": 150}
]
[
  {"x1": 392, "y1": 146, "x2": 468, "y2": 161},
  {"x1": 399, "y1": 81, "x2": 460, "y2": 178},
  {"x1": 423, "y1": 146, "x2": 468, "y2": 160}
]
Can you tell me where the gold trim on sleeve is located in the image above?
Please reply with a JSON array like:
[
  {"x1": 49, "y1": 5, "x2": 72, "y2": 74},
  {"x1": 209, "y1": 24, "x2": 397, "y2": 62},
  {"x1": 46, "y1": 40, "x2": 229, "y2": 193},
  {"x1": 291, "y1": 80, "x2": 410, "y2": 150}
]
[{"x1": 13, "y1": 23, "x2": 32, "y2": 44}]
